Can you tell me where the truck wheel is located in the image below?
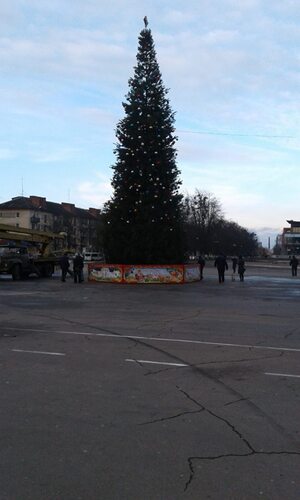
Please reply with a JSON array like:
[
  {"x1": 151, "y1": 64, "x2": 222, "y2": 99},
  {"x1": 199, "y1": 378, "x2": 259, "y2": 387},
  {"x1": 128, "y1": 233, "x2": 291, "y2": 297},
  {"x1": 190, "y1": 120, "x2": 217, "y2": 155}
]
[{"x1": 12, "y1": 265, "x2": 22, "y2": 281}]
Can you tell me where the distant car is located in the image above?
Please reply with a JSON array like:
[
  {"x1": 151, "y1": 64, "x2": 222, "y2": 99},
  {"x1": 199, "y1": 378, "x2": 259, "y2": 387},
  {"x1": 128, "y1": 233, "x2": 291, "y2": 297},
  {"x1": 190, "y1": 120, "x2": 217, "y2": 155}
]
[{"x1": 83, "y1": 252, "x2": 104, "y2": 262}]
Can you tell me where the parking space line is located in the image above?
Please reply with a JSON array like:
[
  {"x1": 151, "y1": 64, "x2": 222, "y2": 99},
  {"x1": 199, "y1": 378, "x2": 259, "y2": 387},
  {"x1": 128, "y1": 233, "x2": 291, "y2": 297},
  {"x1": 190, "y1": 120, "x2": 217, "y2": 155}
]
[
  {"x1": 126, "y1": 359, "x2": 188, "y2": 367},
  {"x1": 265, "y1": 372, "x2": 300, "y2": 379},
  {"x1": 3, "y1": 326, "x2": 300, "y2": 353},
  {"x1": 11, "y1": 349, "x2": 65, "y2": 356}
]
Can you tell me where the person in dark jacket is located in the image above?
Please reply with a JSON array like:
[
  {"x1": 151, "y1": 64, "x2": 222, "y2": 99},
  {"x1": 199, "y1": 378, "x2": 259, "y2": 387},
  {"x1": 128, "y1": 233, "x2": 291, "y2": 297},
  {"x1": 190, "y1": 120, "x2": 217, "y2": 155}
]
[
  {"x1": 237, "y1": 255, "x2": 246, "y2": 282},
  {"x1": 214, "y1": 254, "x2": 228, "y2": 283},
  {"x1": 232, "y1": 256, "x2": 238, "y2": 281},
  {"x1": 198, "y1": 255, "x2": 206, "y2": 280},
  {"x1": 73, "y1": 253, "x2": 84, "y2": 283},
  {"x1": 60, "y1": 253, "x2": 70, "y2": 282},
  {"x1": 290, "y1": 255, "x2": 299, "y2": 276},
  {"x1": 232, "y1": 256, "x2": 238, "y2": 272}
]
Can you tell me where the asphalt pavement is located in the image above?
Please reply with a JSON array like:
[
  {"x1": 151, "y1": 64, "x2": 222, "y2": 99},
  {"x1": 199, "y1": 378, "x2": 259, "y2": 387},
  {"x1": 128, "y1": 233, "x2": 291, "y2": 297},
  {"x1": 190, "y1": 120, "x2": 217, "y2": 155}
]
[{"x1": 0, "y1": 262, "x2": 300, "y2": 499}]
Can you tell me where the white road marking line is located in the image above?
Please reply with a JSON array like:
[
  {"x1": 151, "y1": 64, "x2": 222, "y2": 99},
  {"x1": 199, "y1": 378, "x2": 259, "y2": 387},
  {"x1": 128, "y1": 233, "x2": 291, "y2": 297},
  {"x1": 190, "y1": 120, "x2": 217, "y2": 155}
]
[
  {"x1": 2, "y1": 326, "x2": 300, "y2": 353},
  {"x1": 12, "y1": 349, "x2": 65, "y2": 356},
  {"x1": 265, "y1": 372, "x2": 300, "y2": 379},
  {"x1": 126, "y1": 359, "x2": 188, "y2": 367}
]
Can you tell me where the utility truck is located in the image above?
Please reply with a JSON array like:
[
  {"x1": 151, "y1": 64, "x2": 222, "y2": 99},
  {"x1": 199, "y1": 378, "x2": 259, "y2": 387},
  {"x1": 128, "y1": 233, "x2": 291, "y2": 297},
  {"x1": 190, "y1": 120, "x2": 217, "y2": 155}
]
[{"x1": 0, "y1": 223, "x2": 66, "y2": 280}]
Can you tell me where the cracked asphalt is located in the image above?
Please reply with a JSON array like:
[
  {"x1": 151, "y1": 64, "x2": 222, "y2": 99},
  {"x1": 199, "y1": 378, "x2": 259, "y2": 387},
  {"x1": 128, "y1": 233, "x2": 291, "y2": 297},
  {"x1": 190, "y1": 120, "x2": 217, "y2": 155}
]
[{"x1": 0, "y1": 261, "x2": 300, "y2": 499}]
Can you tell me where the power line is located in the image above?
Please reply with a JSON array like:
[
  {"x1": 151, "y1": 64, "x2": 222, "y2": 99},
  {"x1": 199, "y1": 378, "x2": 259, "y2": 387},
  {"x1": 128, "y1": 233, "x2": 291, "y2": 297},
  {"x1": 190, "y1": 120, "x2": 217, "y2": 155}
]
[{"x1": 177, "y1": 129, "x2": 295, "y2": 139}]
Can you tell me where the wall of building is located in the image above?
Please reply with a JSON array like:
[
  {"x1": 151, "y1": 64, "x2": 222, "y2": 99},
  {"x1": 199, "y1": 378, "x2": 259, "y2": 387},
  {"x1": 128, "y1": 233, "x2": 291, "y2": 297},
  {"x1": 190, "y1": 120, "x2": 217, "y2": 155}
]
[
  {"x1": 0, "y1": 196, "x2": 102, "y2": 252},
  {"x1": 279, "y1": 222, "x2": 300, "y2": 255},
  {"x1": 0, "y1": 209, "x2": 31, "y2": 228}
]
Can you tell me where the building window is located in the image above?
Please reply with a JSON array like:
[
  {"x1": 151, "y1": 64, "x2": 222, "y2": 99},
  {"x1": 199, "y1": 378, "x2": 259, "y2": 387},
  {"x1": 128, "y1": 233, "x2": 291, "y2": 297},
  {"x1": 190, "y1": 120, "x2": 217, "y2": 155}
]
[
  {"x1": 16, "y1": 212, "x2": 20, "y2": 217},
  {"x1": 0, "y1": 212, "x2": 16, "y2": 218}
]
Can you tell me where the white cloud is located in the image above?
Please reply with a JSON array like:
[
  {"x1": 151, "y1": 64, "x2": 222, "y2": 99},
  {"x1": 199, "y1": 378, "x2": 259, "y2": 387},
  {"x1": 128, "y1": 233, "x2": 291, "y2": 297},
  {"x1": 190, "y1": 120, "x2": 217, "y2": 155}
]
[
  {"x1": 201, "y1": 29, "x2": 238, "y2": 45},
  {"x1": 0, "y1": 2, "x2": 23, "y2": 31},
  {"x1": 31, "y1": 147, "x2": 82, "y2": 163},
  {"x1": 77, "y1": 173, "x2": 112, "y2": 207},
  {"x1": 226, "y1": 0, "x2": 260, "y2": 8},
  {"x1": 0, "y1": 29, "x2": 133, "y2": 87},
  {"x1": 78, "y1": 107, "x2": 117, "y2": 128},
  {"x1": 163, "y1": 10, "x2": 194, "y2": 25},
  {"x1": 0, "y1": 148, "x2": 16, "y2": 160}
]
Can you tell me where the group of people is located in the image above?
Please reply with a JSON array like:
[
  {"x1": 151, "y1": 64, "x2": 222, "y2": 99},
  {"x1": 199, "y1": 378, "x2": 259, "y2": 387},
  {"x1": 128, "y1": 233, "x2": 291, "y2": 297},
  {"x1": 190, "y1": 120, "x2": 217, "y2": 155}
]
[
  {"x1": 214, "y1": 254, "x2": 246, "y2": 283},
  {"x1": 59, "y1": 253, "x2": 299, "y2": 284},
  {"x1": 198, "y1": 254, "x2": 246, "y2": 283},
  {"x1": 198, "y1": 254, "x2": 300, "y2": 282},
  {"x1": 59, "y1": 253, "x2": 84, "y2": 283}
]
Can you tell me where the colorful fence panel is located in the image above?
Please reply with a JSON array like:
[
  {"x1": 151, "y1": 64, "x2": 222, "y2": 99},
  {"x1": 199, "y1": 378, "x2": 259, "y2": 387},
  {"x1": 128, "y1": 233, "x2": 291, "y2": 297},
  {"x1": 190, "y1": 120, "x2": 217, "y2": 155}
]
[
  {"x1": 184, "y1": 264, "x2": 201, "y2": 282},
  {"x1": 88, "y1": 264, "x2": 123, "y2": 283},
  {"x1": 124, "y1": 265, "x2": 184, "y2": 284},
  {"x1": 88, "y1": 263, "x2": 200, "y2": 284}
]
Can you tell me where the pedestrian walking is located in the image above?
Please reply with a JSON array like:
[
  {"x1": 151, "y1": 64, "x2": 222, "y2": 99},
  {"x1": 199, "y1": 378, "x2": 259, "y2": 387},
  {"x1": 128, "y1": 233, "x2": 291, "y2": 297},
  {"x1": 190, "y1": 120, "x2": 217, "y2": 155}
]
[
  {"x1": 198, "y1": 255, "x2": 206, "y2": 280},
  {"x1": 73, "y1": 253, "x2": 84, "y2": 283},
  {"x1": 232, "y1": 256, "x2": 238, "y2": 281},
  {"x1": 237, "y1": 255, "x2": 246, "y2": 282},
  {"x1": 214, "y1": 254, "x2": 228, "y2": 283},
  {"x1": 289, "y1": 255, "x2": 299, "y2": 276},
  {"x1": 60, "y1": 253, "x2": 70, "y2": 282}
]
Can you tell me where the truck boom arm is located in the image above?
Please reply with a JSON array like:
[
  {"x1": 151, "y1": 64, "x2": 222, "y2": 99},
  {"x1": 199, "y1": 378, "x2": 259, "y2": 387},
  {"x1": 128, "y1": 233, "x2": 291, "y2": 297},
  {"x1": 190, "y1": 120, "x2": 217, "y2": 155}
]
[{"x1": 0, "y1": 223, "x2": 66, "y2": 255}]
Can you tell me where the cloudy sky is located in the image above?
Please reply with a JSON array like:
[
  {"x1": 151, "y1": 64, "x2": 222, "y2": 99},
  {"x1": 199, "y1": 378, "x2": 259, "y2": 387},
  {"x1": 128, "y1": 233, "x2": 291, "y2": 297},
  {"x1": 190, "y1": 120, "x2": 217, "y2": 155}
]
[{"x1": 1, "y1": 0, "x2": 300, "y2": 245}]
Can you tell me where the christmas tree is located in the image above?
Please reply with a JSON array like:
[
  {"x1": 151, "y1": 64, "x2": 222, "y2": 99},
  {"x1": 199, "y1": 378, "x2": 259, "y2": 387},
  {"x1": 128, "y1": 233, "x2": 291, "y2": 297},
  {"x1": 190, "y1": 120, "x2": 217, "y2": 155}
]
[{"x1": 103, "y1": 18, "x2": 184, "y2": 264}]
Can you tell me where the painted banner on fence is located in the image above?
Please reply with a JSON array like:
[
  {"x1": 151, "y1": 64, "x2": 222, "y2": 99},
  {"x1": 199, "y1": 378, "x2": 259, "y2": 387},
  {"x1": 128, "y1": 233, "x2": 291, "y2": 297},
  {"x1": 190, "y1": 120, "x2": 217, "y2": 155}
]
[
  {"x1": 124, "y1": 265, "x2": 184, "y2": 284},
  {"x1": 88, "y1": 263, "x2": 200, "y2": 283},
  {"x1": 184, "y1": 264, "x2": 201, "y2": 282},
  {"x1": 88, "y1": 264, "x2": 123, "y2": 283}
]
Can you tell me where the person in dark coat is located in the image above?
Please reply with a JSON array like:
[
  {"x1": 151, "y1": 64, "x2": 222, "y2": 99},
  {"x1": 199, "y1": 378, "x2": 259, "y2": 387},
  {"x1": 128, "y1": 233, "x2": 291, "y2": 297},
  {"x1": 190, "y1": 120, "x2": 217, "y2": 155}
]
[
  {"x1": 237, "y1": 255, "x2": 246, "y2": 282},
  {"x1": 198, "y1": 255, "x2": 206, "y2": 280},
  {"x1": 214, "y1": 254, "x2": 228, "y2": 283},
  {"x1": 73, "y1": 253, "x2": 84, "y2": 283},
  {"x1": 290, "y1": 255, "x2": 299, "y2": 276},
  {"x1": 60, "y1": 253, "x2": 70, "y2": 282},
  {"x1": 232, "y1": 257, "x2": 238, "y2": 272},
  {"x1": 232, "y1": 256, "x2": 238, "y2": 281}
]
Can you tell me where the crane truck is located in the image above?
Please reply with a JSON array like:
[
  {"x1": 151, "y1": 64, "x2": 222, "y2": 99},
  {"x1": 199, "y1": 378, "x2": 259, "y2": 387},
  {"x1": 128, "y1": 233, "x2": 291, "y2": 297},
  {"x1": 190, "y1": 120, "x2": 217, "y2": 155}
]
[{"x1": 0, "y1": 223, "x2": 66, "y2": 280}]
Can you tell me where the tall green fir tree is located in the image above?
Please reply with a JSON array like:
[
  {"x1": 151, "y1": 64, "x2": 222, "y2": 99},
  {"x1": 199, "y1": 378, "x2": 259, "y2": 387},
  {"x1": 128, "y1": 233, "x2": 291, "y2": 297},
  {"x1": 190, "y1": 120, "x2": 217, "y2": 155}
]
[{"x1": 103, "y1": 19, "x2": 184, "y2": 264}]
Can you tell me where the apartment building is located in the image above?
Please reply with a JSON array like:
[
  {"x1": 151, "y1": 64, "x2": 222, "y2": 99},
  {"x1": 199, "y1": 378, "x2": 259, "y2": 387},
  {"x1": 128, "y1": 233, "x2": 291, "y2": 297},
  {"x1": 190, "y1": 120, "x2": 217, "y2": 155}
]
[
  {"x1": 0, "y1": 195, "x2": 102, "y2": 251},
  {"x1": 277, "y1": 220, "x2": 300, "y2": 255}
]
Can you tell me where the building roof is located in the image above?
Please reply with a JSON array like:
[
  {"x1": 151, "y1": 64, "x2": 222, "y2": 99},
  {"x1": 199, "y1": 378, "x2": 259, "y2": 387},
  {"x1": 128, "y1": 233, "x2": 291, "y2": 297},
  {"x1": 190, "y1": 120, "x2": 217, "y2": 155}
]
[
  {"x1": 0, "y1": 196, "x2": 101, "y2": 220},
  {"x1": 287, "y1": 220, "x2": 300, "y2": 227},
  {"x1": 0, "y1": 197, "x2": 35, "y2": 210}
]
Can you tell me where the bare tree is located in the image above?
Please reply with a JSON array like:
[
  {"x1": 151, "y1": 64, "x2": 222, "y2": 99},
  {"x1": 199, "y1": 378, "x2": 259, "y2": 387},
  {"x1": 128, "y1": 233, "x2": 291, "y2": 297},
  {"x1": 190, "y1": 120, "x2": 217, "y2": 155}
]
[
  {"x1": 183, "y1": 190, "x2": 223, "y2": 255},
  {"x1": 183, "y1": 190, "x2": 258, "y2": 257}
]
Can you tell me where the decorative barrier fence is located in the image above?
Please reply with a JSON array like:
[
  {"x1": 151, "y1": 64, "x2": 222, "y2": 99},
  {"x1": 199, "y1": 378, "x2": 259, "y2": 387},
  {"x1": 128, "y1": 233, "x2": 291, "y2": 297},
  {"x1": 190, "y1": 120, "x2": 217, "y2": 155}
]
[{"x1": 88, "y1": 263, "x2": 200, "y2": 284}]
